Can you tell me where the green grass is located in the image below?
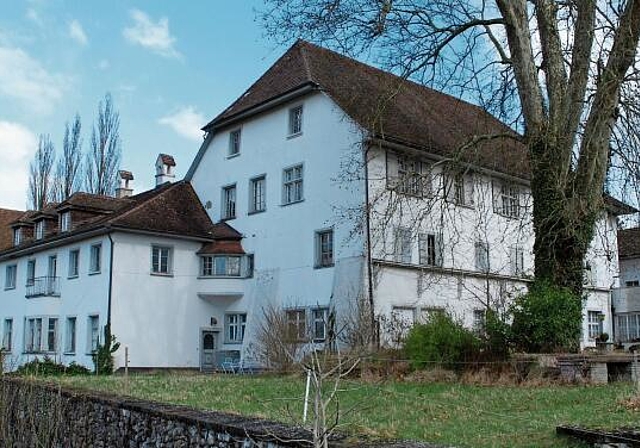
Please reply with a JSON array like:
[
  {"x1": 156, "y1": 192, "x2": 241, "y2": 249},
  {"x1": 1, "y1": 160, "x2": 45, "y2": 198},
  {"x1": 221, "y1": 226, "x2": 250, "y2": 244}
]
[{"x1": 48, "y1": 373, "x2": 638, "y2": 448}]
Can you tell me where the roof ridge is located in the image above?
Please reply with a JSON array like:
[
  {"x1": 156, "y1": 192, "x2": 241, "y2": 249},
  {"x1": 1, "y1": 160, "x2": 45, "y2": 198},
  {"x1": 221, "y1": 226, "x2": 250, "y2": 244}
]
[{"x1": 298, "y1": 40, "x2": 314, "y2": 82}]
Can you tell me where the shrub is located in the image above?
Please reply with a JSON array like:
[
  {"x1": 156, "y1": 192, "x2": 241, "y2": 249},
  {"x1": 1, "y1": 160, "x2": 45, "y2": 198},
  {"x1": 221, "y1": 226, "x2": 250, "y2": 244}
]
[
  {"x1": 510, "y1": 282, "x2": 582, "y2": 353},
  {"x1": 483, "y1": 309, "x2": 511, "y2": 360},
  {"x1": 92, "y1": 325, "x2": 120, "y2": 375},
  {"x1": 403, "y1": 312, "x2": 482, "y2": 370},
  {"x1": 15, "y1": 357, "x2": 91, "y2": 376}
]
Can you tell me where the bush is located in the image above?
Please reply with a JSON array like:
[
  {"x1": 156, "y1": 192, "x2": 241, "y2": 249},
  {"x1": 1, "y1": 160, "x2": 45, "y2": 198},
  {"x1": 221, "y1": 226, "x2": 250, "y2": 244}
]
[
  {"x1": 510, "y1": 282, "x2": 582, "y2": 353},
  {"x1": 484, "y1": 309, "x2": 511, "y2": 360},
  {"x1": 15, "y1": 358, "x2": 91, "y2": 376},
  {"x1": 404, "y1": 312, "x2": 482, "y2": 370},
  {"x1": 92, "y1": 326, "x2": 120, "y2": 375}
]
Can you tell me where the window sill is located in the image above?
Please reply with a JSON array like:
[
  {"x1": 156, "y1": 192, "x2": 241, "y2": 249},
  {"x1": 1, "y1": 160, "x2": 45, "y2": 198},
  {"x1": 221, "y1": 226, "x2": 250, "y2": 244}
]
[
  {"x1": 281, "y1": 199, "x2": 304, "y2": 207},
  {"x1": 198, "y1": 275, "x2": 243, "y2": 279},
  {"x1": 150, "y1": 272, "x2": 174, "y2": 278},
  {"x1": 67, "y1": 275, "x2": 79, "y2": 280},
  {"x1": 221, "y1": 216, "x2": 236, "y2": 221},
  {"x1": 4, "y1": 286, "x2": 16, "y2": 291},
  {"x1": 287, "y1": 132, "x2": 303, "y2": 139},
  {"x1": 227, "y1": 153, "x2": 240, "y2": 159},
  {"x1": 248, "y1": 209, "x2": 266, "y2": 215},
  {"x1": 224, "y1": 340, "x2": 244, "y2": 345},
  {"x1": 494, "y1": 211, "x2": 520, "y2": 219},
  {"x1": 63, "y1": 352, "x2": 76, "y2": 356},
  {"x1": 88, "y1": 271, "x2": 101, "y2": 276},
  {"x1": 314, "y1": 264, "x2": 335, "y2": 269}
]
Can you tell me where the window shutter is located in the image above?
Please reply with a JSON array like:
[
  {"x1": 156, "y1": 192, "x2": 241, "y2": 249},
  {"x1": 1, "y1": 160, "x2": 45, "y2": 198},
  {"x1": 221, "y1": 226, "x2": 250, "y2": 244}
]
[
  {"x1": 491, "y1": 179, "x2": 500, "y2": 213},
  {"x1": 435, "y1": 233, "x2": 444, "y2": 267},
  {"x1": 386, "y1": 151, "x2": 399, "y2": 189}
]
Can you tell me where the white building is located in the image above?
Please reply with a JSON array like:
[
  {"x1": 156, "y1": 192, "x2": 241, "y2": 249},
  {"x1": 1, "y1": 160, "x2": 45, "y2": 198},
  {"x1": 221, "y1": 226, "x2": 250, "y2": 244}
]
[
  {"x1": 613, "y1": 227, "x2": 640, "y2": 344},
  {"x1": 0, "y1": 41, "x2": 632, "y2": 372}
]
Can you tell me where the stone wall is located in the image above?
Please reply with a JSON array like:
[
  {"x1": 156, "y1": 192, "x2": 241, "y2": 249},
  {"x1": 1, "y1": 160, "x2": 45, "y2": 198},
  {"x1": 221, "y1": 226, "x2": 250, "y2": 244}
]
[{"x1": 0, "y1": 377, "x2": 436, "y2": 448}]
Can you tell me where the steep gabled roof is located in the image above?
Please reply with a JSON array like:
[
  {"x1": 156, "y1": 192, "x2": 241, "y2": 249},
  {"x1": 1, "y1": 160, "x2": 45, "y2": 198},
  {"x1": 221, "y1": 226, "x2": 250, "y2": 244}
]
[
  {"x1": 0, "y1": 208, "x2": 24, "y2": 251},
  {"x1": 203, "y1": 40, "x2": 528, "y2": 179},
  {"x1": 618, "y1": 227, "x2": 640, "y2": 259}
]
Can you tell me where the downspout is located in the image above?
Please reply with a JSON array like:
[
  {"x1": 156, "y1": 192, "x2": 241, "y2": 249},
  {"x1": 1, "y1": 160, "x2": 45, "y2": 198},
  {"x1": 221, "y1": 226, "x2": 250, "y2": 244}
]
[
  {"x1": 107, "y1": 232, "x2": 115, "y2": 333},
  {"x1": 363, "y1": 142, "x2": 377, "y2": 347}
]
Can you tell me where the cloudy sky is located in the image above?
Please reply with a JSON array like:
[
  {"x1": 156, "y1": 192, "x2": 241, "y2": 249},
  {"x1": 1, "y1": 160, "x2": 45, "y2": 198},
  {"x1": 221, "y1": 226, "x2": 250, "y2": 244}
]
[{"x1": 0, "y1": 0, "x2": 288, "y2": 209}]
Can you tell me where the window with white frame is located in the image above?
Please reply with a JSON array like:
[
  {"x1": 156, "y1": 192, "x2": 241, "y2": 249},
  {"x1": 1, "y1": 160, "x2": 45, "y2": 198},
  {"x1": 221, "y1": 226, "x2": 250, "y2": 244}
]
[
  {"x1": 286, "y1": 309, "x2": 307, "y2": 341},
  {"x1": 151, "y1": 245, "x2": 172, "y2": 275},
  {"x1": 283, "y1": 164, "x2": 303, "y2": 204},
  {"x1": 13, "y1": 228, "x2": 22, "y2": 246},
  {"x1": 200, "y1": 255, "x2": 242, "y2": 277},
  {"x1": 393, "y1": 227, "x2": 412, "y2": 263},
  {"x1": 35, "y1": 220, "x2": 45, "y2": 239},
  {"x1": 315, "y1": 229, "x2": 334, "y2": 268},
  {"x1": 222, "y1": 184, "x2": 237, "y2": 219},
  {"x1": 48, "y1": 255, "x2": 57, "y2": 278},
  {"x1": 626, "y1": 280, "x2": 640, "y2": 287},
  {"x1": 494, "y1": 181, "x2": 520, "y2": 218},
  {"x1": 510, "y1": 246, "x2": 525, "y2": 276},
  {"x1": 312, "y1": 308, "x2": 329, "y2": 341},
  {"x1": 65, "y1": 317, "x2": 76, "y2": 353},
  {"x1": 249, "y1": 176, "x2": 266, "y2": 213},
  {"x1": 229, "y1": 129, "x2": 241, "y2": 156},
  {"x1": 46, "y1": 317, "x2": 58, "y2": 352},
  {"x1": 472, "y1": 309, "x2": 486, "y2": 335},
  {"x1": 587, "y1": 311, "x2": 603, "y2": 340},
  {"x1": 615, "y1": 313, "x2": 640, "y2": 342},
  {"x1": 26, "y1": 259, "x2": 36, "y2": 286},
  {"x1": 25, "y1": 317, "x2": 43, "y2": 353},
  {"x1": 88, "y1": 315, "x2": 100, "y2": 353},
  {"x1": 5, "y1": 264, "x2": 17, "y2": 289},
  {"x1": 68, "y1": 249, "x2": 79, "y2": 278},
  {"x1": 418, "y1": 233, "x2": 442, "y2": 267},
  {"x1": 60, "y1": 212, "x2": 71, "y2": 232},
  {"x1": 475, "y1": 241, "x2": 490, "y2": 272},
  {"x1": 225, "y1": 313, "x2": 247, "y2": 343},
  {"x1": 446, "y1": 170, "x2": 474, "y2": 206},
  {"x1": 387, "y1": 152, "x2": 431, "y2": 197},
  {"x1": 89, "y1": 244, "x2": 101, "y2": 274},
  {"x1": 3, "y1": 319, "x2": 12, "y2": 352},
  {"x1": 246, "y1": 254, "x2": 254, "y2": 278},
  {"x1": 288, "y1": 105, "x2": 303, "y2": 136}
]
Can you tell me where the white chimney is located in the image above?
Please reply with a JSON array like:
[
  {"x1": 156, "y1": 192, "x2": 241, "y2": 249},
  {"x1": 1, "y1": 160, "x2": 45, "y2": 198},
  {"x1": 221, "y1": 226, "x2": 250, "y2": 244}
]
[
  {"x1": 116, "y1": 170, "x2": 134, "y2": 198},
  {"x1": 155, "y1": 154, "x2": 176, "y2": 187}
]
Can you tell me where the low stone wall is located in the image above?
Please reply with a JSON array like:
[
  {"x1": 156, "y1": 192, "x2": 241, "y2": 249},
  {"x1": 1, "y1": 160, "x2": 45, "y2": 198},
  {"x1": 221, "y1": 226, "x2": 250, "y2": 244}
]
[{"x1": 0, "y1": 377, "x2": 437, "y2": 448}]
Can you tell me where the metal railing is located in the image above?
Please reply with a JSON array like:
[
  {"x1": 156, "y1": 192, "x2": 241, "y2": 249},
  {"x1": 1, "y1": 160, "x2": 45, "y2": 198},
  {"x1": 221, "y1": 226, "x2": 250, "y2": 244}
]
[{"x1": 25, "y1": 276, "x2": 60, "y2": 298}]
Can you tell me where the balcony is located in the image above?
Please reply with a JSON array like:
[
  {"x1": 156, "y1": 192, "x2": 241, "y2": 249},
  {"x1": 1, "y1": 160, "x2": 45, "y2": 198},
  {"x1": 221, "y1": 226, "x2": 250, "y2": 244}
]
[{"x1": 25, "y1": 276, "x2": 60, "y2": 298}]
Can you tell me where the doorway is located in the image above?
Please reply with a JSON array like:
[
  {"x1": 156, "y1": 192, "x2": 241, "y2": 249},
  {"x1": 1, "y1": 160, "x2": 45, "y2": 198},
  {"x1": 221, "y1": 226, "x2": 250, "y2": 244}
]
[{"x1": 200, "y1": 330, "x2": 217, "y2": 372}]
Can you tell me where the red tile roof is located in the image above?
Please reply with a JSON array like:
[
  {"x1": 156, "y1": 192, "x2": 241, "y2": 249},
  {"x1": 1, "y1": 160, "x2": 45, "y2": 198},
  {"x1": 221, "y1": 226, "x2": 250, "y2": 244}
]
[
  {"x1": 198, "y1": 240, "x2": 245, "y2": 255},
  {"x1": 0, "y1": 208, "x2": 24, "y2": 251},
  {"x1": 618, "y1": 227, "x2": 640, "y2": 259}
]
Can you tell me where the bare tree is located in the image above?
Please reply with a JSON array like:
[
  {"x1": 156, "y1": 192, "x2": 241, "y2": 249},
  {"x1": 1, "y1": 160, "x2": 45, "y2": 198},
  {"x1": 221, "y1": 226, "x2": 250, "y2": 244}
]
[
  {"x1": 28, "y1": 134, "x2": 56, "y2": 210},
  {"x1": 86, "y1": 93, "x2": 121, "y2": 196},
  {"x1": 261, "y1": 1, "x2": 640, "y2": 299},
  {"x1": 53, "y1": 114, "x2": 83, "y2": 202}
]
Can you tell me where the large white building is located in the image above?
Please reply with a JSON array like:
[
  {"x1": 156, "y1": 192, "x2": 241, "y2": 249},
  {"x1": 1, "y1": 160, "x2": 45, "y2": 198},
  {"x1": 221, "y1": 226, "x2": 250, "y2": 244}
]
[{"x1": 0, "y1": 41, "x2": 632, "y2": 371}]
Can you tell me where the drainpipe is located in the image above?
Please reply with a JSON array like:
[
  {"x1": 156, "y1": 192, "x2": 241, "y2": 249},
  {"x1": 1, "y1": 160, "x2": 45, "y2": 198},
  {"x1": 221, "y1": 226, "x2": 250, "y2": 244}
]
[
  {"x1": 107, "y1": 233, "x2": 115, "y2": 333},
  {"x1": 363, "y1": 142, "x2": 377, "y2": 347}
]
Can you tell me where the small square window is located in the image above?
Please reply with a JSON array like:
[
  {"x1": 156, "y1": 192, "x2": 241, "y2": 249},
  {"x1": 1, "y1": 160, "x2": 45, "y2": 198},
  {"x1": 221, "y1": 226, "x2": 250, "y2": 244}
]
[
  {"x1": 151, "y1": 246, "x2": 172, "y2": 275},
  {"x1": 288, "y1": 105, "x2": 303, "y2": 136},
  {"x1": 229, "y1": 129, "x2": 241, "y2": 156},
  {"x1": 5, "y1": 264, "x2": 17, "y2": 290},
  {"x1": 222, "y1": 184, "x2": 237, "y2": 220},
  {"x1": 315, "y1": 229, "x2": 334, "y2": 268},
  {"x1": 90, "y1": 244, "x2": 102, "y2": 274}
]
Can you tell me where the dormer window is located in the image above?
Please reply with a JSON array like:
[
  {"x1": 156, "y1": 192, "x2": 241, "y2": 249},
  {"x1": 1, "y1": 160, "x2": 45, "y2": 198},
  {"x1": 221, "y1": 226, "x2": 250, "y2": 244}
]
[
  {"x1": 35, "y1": 221, "x2": 45, "y2": 240},
  {"x1": 60, "y1": 212, "x2": 71, "y2": 232},
  {"x1": 13, "y1": 228, "x2": 22, "y2": 246}
]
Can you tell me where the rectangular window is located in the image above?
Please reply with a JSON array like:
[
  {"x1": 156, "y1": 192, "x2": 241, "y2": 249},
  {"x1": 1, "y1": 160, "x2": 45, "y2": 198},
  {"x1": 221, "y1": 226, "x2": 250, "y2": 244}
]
[
  {"x1": 201, "y1": 255, "x2": 242, "y2": 277},
  {"x1": 48, "y1": 255, "x2": 57, "y2": 278},
  {"x1": 88, "y1": 315, "x2": 100, "y2": 353},
  {"x1": 286, "y1": 309, "x2": 307, "y2": 341},
  {"x1": 312, "y1": 308, "x2": 329, "y2": 341},
  {"x1": 475, "y1": 241, "x2": 490, "y2": 272},
  {"x1": 5, "y1": 264, "x2": 17, "y2": 289},
  {"x1": 498, "y1": 183, "x2": 520, "y2": 218},
  {"x1": 626, "y1": 280, "x2": 640, "y2": 287},
  {"x1": 228, "y1": 129, "x2": 241, "y2": 156},
  {"x1": 588, "y1": 311, "x2": 603, "y2": 340},
  {"x1": 65, "y1": 317, "x2": 76, "y2": 353},
  {"x1": 288, "y1": 105, "x2": 303, "y2": 136},
  {"x1": 13, "y1": 228, "x2": 21, "y2": 246},
  {"x1": 222, "y1": 184, "x2": 237, "y2": 219},
  {"x1": 249, "y1": 176, "x2": 266, "y2": 213},
  {"x1": 393, "y1": 227, "x2": 412, "y2": 263},
  {"x1": 389, "y1": 153, "x2": 431, "y2": 197},
  {"x1": 46, "y1": 317, "x2": 58, "y2": 352},
  {"x1": 35, "y1": 220, "x2": 45, "y2": 240},
  {"x1": 201, "y1": 256, "x2": 214, "y2": 277},
  {"x1": 226, "y1": 313, "x2": 247, "y2": 343},
  {"x1": 473, "y1": 309, "x2": 486, "y2": 335},
  {"x1": 3, "y1": 319, "x2": 12, "y2": 352},
  {"x1": 60, "y1": 212, "x2": 71, "y2": 232},
  {"x1": 90, "y1": 244, "x2": 102, "y2": 274},
  {"x1": 510, "y1": 246, "x2": 525, "y2": 276},
  {"x1": 151, "y1": 246, "x2": 172, "y2": 275},
  {"x1": 446, "y1": 171, "x2": 474, "y2": 206},
  {"x1": 283, "y1": 165, "x2": 303, "y2": 205},
  {"x1": 315, "y1": 229, "x2": 334, "y2": 268},
  {"x1": 26, "y1": 259, "x2": 36, "y2": 286},
  {"x1": 418, "y1": 233, "x2": 442, "y2": 267},
  {"x1": 68, "y1": 249, "x2": 80, "y2": 278},
  {"x1": 246, "y1": 254, "x2": 254, "y2": 278},
  {"x1": 26, "y1": 317, "x2": 43, "y2": 353}
]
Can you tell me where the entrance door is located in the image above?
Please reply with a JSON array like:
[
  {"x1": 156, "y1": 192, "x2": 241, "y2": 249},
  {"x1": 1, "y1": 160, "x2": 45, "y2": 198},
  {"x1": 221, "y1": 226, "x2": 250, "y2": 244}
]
[{"x1": 201, "y1": 330, "x2": 217, "y2": 372}]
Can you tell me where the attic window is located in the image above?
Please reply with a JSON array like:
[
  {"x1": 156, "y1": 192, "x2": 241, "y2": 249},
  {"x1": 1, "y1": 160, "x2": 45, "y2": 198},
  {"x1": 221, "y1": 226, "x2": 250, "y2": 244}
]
[
  {"x1": 288, "y1": 105, "x2": 303, "y2": 136},
  {"x1": 13, "y1": 228, "x2": 22, "y2": 246},
  {"x1": 35, "y1": 221, "x2": 45, "y2": 240},
  {"x1": 229, "y1": 129, "x2": 241, "y2": 156},
  {"x1": 60, "y1": 212, "x2": 71, "y2": 232}
]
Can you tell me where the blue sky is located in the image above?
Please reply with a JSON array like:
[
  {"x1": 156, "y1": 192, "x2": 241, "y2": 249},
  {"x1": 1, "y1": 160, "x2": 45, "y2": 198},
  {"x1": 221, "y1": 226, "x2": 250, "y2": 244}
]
[{"x1": 0, "y1": 0, "x2": 289, "y2": 209}]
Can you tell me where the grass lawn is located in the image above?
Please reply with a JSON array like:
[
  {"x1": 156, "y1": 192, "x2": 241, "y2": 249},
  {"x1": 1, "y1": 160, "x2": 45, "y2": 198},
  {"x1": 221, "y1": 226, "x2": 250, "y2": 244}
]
[{"x1": 50, "y1": 373, "x2": 638, "y2": 448}]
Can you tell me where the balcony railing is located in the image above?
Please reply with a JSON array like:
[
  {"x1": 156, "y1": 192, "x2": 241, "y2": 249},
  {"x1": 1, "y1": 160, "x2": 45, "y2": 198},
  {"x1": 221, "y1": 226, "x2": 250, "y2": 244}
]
[{"x1": 25, "y1": 276, "x2": 60, "y2": 298}]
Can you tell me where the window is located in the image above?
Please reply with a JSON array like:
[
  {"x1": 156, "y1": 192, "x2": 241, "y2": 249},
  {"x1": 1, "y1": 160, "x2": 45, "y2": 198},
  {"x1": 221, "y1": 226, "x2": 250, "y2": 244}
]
[
  {"x1": 315, "y1": 229, "x2": 334, "y2": 268},
  {"x1": 447, "y1": 171, "x2": 474, "y2": 206},
  {"x1": 35, "y1": 220, "x2": 45, "y2": 239},
  {"x1": 222, "y1": 184, "x2": 237, "y2": 220},
  {"x1": 615, "y1": 313, "x2": 640, "y2": 342},
  {"x1": 26, "y1": 259, "x2": 36, "y2": 286},
  {"x1": 88, "y1": 315, "x2": 100, "y2": 353},
  {"x1": 288, "y1": 105, "x2": 303, "y2": 136},
  {"x1": 60, "y1": 212, "x2": 71, "y2": 232},
  {"x1": 228, "y1": 129, "x2": 241, "y2": 156},
  {"x1": 626, "y1": 280, "x2": 640, "y2": 287},
  {"x1": 286, "y1": 309, "x2": 307, "y2": 341},
  {"x1": 46, "y1": 317, "x2": 58, "y2": 352},
  {"x1": 494, "y1": 182, "x2": 520, "y2": 218},
  {"x1": 225, "y1": 313, "x2": 247, "y2": 343},
  {"x1": 473, "y1": 309, "x2": 486, "y2": 335},
  {"x1": 151, "y1": 246, "x2": 172, "y2": 275},
  {"x1": 418, "y1": 233, "x2": 442, "y2": 267},
  {"x1": 246, "y1": 254, "x2": 254, "y2": 278},
  {"x1": 68, "y1": 249, "x2": 79, "y2": 278},
  {"x1": 249, "y1": 176, "x2": 266, "y2": 213},
  {"x1": 588, "y1": 311, "x2": 603, "y2": 340},
  {"x1": 48, "y1": 255, "x2": 57, "y2": 278},
  {"x1": 475, "y1": 241, "x2": 490, "y2": 272},
  {"x1": 3, "y1": 319, "x2": 12, "y2": 352},
  {"x1": 13, "y1": 228, "x2": 21, "y2": 246},
  {"x1": 200, "y1": 255, "x2": 242, "y2": 277},
  {"x1": 65, "y1": 317, "x2": 76, "y2": 353},
  {"x1": 90, "y1": 244, "x2": 101, "y2": 274},
  {"x1": 5, "y1": 264, "x2": 17, "y2": 289},
  {"x1": 312, "y1": 308, "x2": 329, "y2": 341},
  {"x1": 393, "y1": 227, "x2": 412, "y2": 263},
  {"x1": 283, "y1": 164, "x2": 303, "y2": 204},
  {"x1": 510, "y1": 246, "x2": 525, "y2": 276},
  {"x1": 25, "y1": 317, "x2": 43, "y2": 352},
  {"x1": 388, "y1": 153, "x2": 431, "y2": 197}
]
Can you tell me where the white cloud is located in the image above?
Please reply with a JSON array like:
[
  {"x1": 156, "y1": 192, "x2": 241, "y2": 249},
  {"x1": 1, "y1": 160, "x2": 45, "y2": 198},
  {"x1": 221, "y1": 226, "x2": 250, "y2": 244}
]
[
  {"x1": 0, "y1": 45, "x2": 66, "y2": 115},
  {"x1": 69, "y1": 20, "x2": 88, "y2": 46},
  {"x1": 0, "y1": 121, "x2": 37, "y2": 209},
  {"x1": 123, "y1": 9, "x2": 181, "y2": 59},
  {"x1": 26, "y1": 8, "x2": 43, "y2": 27},
  {"x1": 159, "y1": 107, "x2": 205, "y2": 142}
]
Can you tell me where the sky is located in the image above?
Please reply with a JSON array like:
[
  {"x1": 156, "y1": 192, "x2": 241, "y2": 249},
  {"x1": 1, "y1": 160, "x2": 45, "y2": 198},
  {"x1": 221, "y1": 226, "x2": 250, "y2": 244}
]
[{"x1": 0, "y1": 0, "x2": 290, "y2": 210}]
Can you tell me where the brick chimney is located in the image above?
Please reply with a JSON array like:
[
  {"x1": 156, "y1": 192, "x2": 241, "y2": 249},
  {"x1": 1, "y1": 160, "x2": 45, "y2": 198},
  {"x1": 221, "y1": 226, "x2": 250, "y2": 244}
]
[
  {"x1": 116, "y1": 170, "x2": 134, "y2": 198},
  {"x1": 155, "y1": 154, "x2": 176, "y2": 187}
]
